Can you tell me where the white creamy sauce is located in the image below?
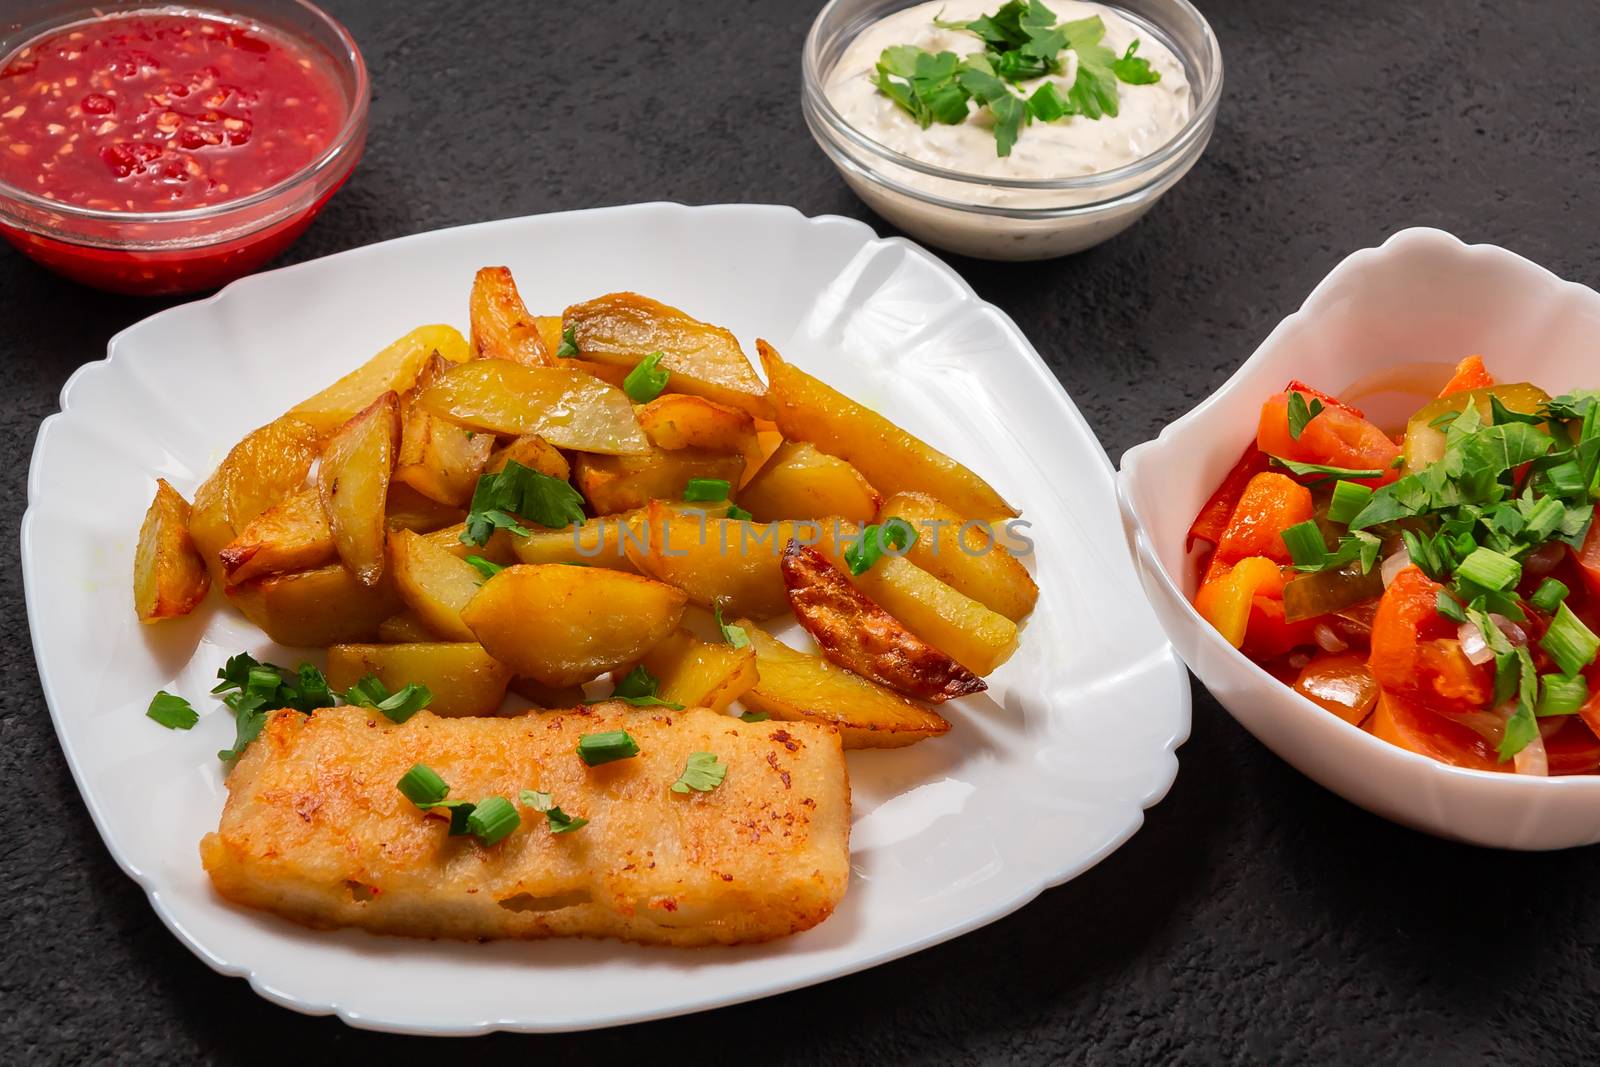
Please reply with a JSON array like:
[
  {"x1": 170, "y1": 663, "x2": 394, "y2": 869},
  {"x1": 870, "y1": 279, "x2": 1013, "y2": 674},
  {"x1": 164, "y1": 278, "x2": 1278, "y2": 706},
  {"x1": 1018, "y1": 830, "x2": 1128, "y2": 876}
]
[{"x1": 826, "y1": 0, "x2": 1193, "y2": 185}]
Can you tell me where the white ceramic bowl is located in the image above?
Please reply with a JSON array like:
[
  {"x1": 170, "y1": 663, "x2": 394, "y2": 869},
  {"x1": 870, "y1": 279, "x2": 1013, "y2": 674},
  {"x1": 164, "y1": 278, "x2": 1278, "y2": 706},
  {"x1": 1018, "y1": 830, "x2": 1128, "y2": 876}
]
[{"x1": 1117, "y1": 227, "x2": 1600, "y2": 851}]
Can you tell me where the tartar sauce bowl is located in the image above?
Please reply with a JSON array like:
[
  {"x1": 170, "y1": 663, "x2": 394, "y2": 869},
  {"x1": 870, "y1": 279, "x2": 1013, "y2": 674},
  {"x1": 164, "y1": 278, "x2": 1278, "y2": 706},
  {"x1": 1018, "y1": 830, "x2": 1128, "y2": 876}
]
[
  {"x1": 1118, "y1": 228, "x2": 1600, "y2": 851},
  {"x1": 0, "y1": 0, "x2": 368, "y2": 295},
  {"x1": 802, "y1": 0, "x2": 1222, "y2": 261}
]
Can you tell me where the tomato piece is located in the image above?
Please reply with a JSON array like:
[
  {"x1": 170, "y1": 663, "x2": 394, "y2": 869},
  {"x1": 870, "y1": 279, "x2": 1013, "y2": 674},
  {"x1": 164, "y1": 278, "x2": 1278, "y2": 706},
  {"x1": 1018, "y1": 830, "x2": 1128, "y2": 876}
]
[
  {"x1": 1368, "y1": 566, "x2": 1494, "y2": 713},
  {"x1": 1437, "y1": 355, "x2": 1495, "y2": 397},
  {"x1": 1369, "y1": 690, "x2": 1504, "y2": 771},
  {"x1": 1208, "y1": 472, "x2": 1313, "y2": 575},
  {"x1": 1544, "y1": 717, "x2": 1600, "y2": 776},
  {"x1": 1283, "y1": 380, "x2": 1363, "y2": 417},
  {"x1": 1187, "y1": 445, "x2": 1270, "y2": 549},
  {"x1": 1242, "y1": 594, "x2": 1317, "y2": 660},
  {"x1": 1571, "y1": 519, "x2": 1600, "y2": 603},
  {"x1": 1257, "y1": 392, "x2": 1401, "y2": 487},
  {"x1": 1294, "y1": 651, "x2": 1380, "y2": 725}
]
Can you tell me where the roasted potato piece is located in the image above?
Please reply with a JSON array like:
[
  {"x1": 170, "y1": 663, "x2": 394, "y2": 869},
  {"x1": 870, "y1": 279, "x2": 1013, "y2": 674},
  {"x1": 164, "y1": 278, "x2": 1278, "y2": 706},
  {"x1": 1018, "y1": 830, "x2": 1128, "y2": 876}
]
[
  {"x1": 812, "y1": 521, "x2": 1018, "y2": 676},
  {"x1": 510, "y1": 515, "x2": 641, "y2": 572},
  {"x1": 486, "y1": 433, "x2": 570, "y2": 480},
  {"x1": 880, "y1": 491, "x2": 1039, "y2": 621},
  {"x1": 759, "y1": 340, "x2": 1017, "y2": 519},
  {"x1": 384, "y1": 484, "x2": 465, "y2": 533},
  {"x1": 227, "y1": 565, "x2": 401, "y2": 647},
  {"x1": 415, "y1": 360, "x2": 649, "y2": 455},
  {"x1": 394, "y1": 354, "x2": 494, "y2": 506},
  {"x1": 189, "y1": 416, "x2": 324, "y2": 581},
  {"x1": 218, "y1": 487, "x2": 334, "y2": 587},
  {"x1": 628, "y1": 501, "x2": 817, "y2": 619},
  {"x1": 326, "y1": 642, "x2": 512, "y2": 717},
  {"x1": 388, "y1": 527, "x2": 483, "y2": 641},
  {"x1": 421, "y1": 522, "x2": 515, "y2": 563},
  {"x1": 737, "y1": 621, "x2": 949, "y2": 748},
  {"x1": 377, "y1": 612, "x2": 436, "y2": 643},
  {"x1": 134, "y1": 479, "x2": 210, "y2": 621},
  {"x1": 288, "y1": 325, "x2": 469, "y2": 433},
  {"x1": 318, "y1": 392, "x2": 401, "y2": 585},
  {"x1": 739, "y1": 441, "x2": 882, "y2": 523},
  {"x1": 573, "y1": 448, "x2": 745, "y2": 515},
  {"x1": 635, "y1": 394, "x2": 758, "y2": 460},
  {"x1": 634, "y1": 627, "x2": 759, "y2": 713},
  {"x1": 564, "y1": 292, "x2": 772, "y2": 418},
  {"x1": 461, "y1": 564, "x2": 687, "y2": 687},
  {"x1": 781, "y1": 541, "x2": 983, "y2": 702},
  {"x1": 469, "y1": 266, "x2": 555, "y2": 367}
]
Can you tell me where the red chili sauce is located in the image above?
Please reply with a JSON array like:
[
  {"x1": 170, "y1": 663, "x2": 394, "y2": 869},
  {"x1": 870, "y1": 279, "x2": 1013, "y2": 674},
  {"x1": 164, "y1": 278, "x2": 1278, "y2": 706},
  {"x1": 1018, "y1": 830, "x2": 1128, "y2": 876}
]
[{"x1": 0, "y1": 11, "x2": 344, "y2": 212}]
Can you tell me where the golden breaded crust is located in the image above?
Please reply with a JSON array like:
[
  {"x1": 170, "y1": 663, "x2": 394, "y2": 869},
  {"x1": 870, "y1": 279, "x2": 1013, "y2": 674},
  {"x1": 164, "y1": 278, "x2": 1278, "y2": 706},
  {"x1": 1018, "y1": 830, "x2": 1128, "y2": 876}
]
[{"x1": 200, "y1": 704, "x2": 850, "y2": 946}]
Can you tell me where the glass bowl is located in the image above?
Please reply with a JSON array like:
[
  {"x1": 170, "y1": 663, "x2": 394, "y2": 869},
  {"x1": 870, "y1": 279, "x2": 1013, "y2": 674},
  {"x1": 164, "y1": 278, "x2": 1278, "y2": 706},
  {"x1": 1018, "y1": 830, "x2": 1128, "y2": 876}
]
[
  {"x1": 802, "y1": 0, "x2": 1223, "y2": 261},
  {"x1": 0, "y1": 0, "x2": 369, "y2": 295}
]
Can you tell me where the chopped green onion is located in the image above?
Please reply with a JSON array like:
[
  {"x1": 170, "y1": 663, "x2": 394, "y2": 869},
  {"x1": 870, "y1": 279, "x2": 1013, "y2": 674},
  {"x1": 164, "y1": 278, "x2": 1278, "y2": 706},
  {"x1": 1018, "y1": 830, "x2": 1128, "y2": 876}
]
[
  {"x1": 398, "y1": 763, "x2": 450, "y2": 806},
  {"x1": 577, "y1": 729, "x2": 640, "y2": 766},
  {"x1": 1522, "y1": 495, "x2": 1568, "y2": 542},
  {"x1": 343, "y1": 675, "x2": 433, "y2": 724},
  {"x1": 727, "y1": 504, "x2": 753, "y2": 522},
  {"x1": 843, "y1": 517, "x2": 918, "y2": 575},
  {"x1": 146, "y1": 690, "x2": 198, "y2": 730},
  {"x1": 1279, "y1": 521, "x2": 1327, "y2": 568},
  {"x1": 670, "y1": 751, "x2": 728, "y2": 794},
  {"x1": 465, "y1": 795, "x2": 520, "y2": 845},
  {"x1": 1435, "y1": 590, "x2": 1467, "y2": 624},
  {"x1": 622, "y1": 351, "x2": 670, "y2": 403},
  {"x1": 740, "y1": 711, "x2": 770, "y2": 723},
  {"x1": 1530, "y1": 578, "x2": 1571, "y2": 614},
  {"x1": 1536, "y1": 673, "x2": 1589, "y2": 717},
  {"x1": 1327, "y1": 480, "x2": 1374, "y2": 526},
  {"x1": 1455, "y1": 546, "x2": 1521, "y2": 593},
  {"x1": 1540, "y1": 603, "x2": 1600, "y2": 677},
  {"x1": 464, "y1": 555, "x2": 503, "y2": 580},
  {"x1": 557, "y1": 325, "x2": 580, "y2": 358},
  {"x1": 684, "y1": 478, "x2": 732, "y2": 502}
]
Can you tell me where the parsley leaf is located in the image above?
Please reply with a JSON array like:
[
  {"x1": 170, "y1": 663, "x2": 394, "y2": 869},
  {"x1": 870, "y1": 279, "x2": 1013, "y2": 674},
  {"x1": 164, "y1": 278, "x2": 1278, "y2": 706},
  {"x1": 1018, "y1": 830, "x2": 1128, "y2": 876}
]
[
  {"x1": 146, "y1": 691, "x2": 198, "y2": 730},
  {"x1": 212, "y1": 654, "x2": 335, "y2": 761},
  {"x1": 671, "y1": 751, "x2": 729, "y2": 794},
  {"x1": 1286, "y1": 390, "x2": 1325, "y2": 440},
  {"x1": 611, "y1": 665, "x2": 685, "y2": 710},
  {"x1": 1111, "y1": 39, "x2": 1161, "y2": 84},
  {"x1": 464, "y1": 555, "x2": 504, "y2": 581},
  {"x1": 519, "y1": 789, "x2": 588, "y2": 833},
  {"x1": 715, "y1": 603, "x2": 749, "y2": 649},
  {"x1": 461, "y1": 460, "x2": 586, "y2": 546}
]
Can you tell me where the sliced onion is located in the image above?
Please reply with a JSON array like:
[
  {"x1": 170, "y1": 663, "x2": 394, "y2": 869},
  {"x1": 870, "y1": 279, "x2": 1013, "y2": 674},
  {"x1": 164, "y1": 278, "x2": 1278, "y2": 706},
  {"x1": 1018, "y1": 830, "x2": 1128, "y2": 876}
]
[
  {"x1": 1489, "y1": 613, "x2": 1528, "y2": 647},
  {"x1": 1381, "y1": 547, "x2": 1412, "y2": 588},
  {"x1": 1313, "y1": 623, "x2": 1349, "y2": 653},
  {"x1": 1457, "y1": 621, "x2": 1494, "y2": 665},
  {"x1": 1287, "y1": 652, "x2": 1312, "y2": 670},
  {"x1": 1515, "y1": 730, "x2": 1550, "y2": 777}
]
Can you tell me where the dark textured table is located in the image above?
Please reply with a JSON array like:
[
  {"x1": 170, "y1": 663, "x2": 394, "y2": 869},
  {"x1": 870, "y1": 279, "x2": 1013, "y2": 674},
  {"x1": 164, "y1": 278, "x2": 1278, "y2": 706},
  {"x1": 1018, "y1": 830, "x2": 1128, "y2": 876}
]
[{"x1": 6, "y1": 0, "x2": 1597, "y2": 1061}]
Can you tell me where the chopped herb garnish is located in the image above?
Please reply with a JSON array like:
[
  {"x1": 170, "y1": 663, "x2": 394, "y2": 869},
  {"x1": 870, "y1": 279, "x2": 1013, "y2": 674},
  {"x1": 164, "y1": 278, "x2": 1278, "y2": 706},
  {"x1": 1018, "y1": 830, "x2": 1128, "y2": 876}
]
[
  {"x1": 1268, "y1": 455, "x2": 1385, "y2": 481},
  {"x1": 1530, "y1": 578, "x2": 1571, "y2": 614},
  {"x1": 670, "y1": 751, "x2": 728, "y2": 794},
  {"x1": 1326, "y1": 480, "x2": 1373, "y2": 525},
  {"x1": 577, "y1": 729, "x2": 641, "y2": 766},
  {"x1": 342, "y1": 674, "x2": 433, "y2": 724},
  {"x1": 622, "y1": 351, "x2": 670, "y2": 403},
  {"x1": 461, "y1": 459, "x2": 586, "y2": 546},
  {"x1": 1286, "y1": 391, "x2": 1325, "y2": 441},
  {"x1": 396, "y1": 764, "x2": 476, "y2": 835},
  {"x1": 1541, "y1": 603, "x2": 1600, "y2": 678},
  {"x1": 556, "y1": 325, "x2": 580, "y2": 358},
  {"x1": 212, "y1": 653, "x2": 335, "y2": 762},
  {"x1": 683, "y1": 478, "x2": 732, "y2": 502},
  {"x1": 464, "y1": 555, "x2": 504, "y2": 580},
  {"x1": 727, "y1": 504, "x2": 753, "y2": 522},
  {"x1": 610, "y1": 665, "x2": 685, "y2": 710},
  {"x1": 1435, "y1": 589, "x2": 1467, "y2": 624},
  {"x1": 843, "y1": 517, "x2": 918, "y2": 575},
  {"x1": 740, "y1": 711, "x2": 770, "y2": 723},
  {"x1": 465, "y1": 795, "x2": 520, "y2": 846},
  {"x1": 1536, "y1": 673, "x2": 1589, "y2": 717},
  {"x1": 715, "y1": 604, "x2": 749, "y2": 649},
  {"x1": 146, "y1": 691, "x2": 198, "y2": 730},
  {"x1": 519, "y1": 789, "x2": 588, "y2": 833}
]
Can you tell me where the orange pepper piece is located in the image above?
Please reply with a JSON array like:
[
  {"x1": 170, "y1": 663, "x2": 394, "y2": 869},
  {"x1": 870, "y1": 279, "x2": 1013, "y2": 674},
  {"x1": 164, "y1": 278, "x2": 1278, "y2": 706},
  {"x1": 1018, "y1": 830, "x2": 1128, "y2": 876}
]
[
  {"x1": 1195, "y1": 555, "x2": 1281, "y2": 647},
  {"x1": 1209, "y1": 472, "x2": 1314, "y2": 575},
  {"x1": 1437, "y1": 355, "x2": 1495, "y2": 397}
]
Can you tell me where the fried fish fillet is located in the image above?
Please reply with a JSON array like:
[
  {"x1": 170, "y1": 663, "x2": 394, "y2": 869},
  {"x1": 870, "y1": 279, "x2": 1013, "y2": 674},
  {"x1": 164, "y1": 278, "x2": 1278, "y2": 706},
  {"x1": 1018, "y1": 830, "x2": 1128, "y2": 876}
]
[{"x1": 200, "y1": 704, "x2": 850, "y2": 946}]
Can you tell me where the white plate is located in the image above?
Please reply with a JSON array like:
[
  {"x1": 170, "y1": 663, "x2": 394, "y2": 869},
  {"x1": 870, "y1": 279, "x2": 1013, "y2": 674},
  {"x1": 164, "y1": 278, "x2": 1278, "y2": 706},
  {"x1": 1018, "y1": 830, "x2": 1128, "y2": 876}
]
[{"x1": 23, "y1": 202, "x2": 1189, "y2": 1034}]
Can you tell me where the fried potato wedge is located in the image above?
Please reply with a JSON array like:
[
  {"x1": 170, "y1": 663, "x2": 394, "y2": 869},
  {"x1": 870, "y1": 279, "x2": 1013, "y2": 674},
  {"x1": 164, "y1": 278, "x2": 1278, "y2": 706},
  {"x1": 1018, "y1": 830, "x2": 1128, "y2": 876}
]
[
  {"x1": 635, "y1": 394, "x2": 759, "y2": 462},
  {"x1": 218, "y1": 487, "x2": 334, "y2": 587},
  {"x1": 573, "y1": 448, "x2": 745, "y2": 515},
  {"x1": 461, "y1": 563, "x2": 687, "y2": 687},
  {"x1": 377, "y1": 611, "x2": 436, "y2": 643},
  {"x1": 415, "y1": 360, "x2": 649, "y2": 455},
  {"x1": 326, "y1": 642, "x2": 511, "y2": 717},
  {"x1": 634, "y1": 627, "x2": 759, "y2": 713},
  {"x1": 134, "y1": 478, "x2": 210, "y2": 621},
  {"x1": 394, "y1": 354, "x2": 493, "y2": 506},
  {"x1": 189, "y1": 416, "x2": 324, "y2": 582},
  {"x1": 227, "y1": 564, "x2": 401, "y2": 647},
  {"x1": 384, "y1": 484, "x2": 465, "y2": 533},
  {"x1": 781, "y1": 541, "x2": 983, "y2": 703},
  {"x1": 486, "y1": 433, "x2": 570, "y2": 480},
  {"x1": 289, "y1": 325, "x2": 469, "y2": 433},
  {"x1": 737, "y1": 621, "x2": 950, "y2": 748},
  {"x1": 388, "y1": 527, "x2": 483, "y2": 641},
  {"x1": 470, "y1": 266, "x2": 556, "y2": 367},
  {"x1": 759, "y1": 340, "x2": 1017, "y2": 519},
  {"x1": 318, "y1": 392, "x2": 401, "y2": 585},
  {"x1": 564, "y1": 292, "x2": 773, "y2": 418},
  {"x1": 201, "y1": 705, "x2": 849, "y2": 945},
  {"x1": 813, "y1": 522, "x2": 1018, "y2": 676},
  {"x1": 510, "y1": 515, "x2": 642, "y2": 572},
  {"x1": 739, "y1": 440, "x2": 882, "y2": 523},
  {"x1": 879, "y1": 491, "x2": 1039, "y2": 621},
  {"x1": 627, "y1": 501, "x2": 817, "y2": 619}
]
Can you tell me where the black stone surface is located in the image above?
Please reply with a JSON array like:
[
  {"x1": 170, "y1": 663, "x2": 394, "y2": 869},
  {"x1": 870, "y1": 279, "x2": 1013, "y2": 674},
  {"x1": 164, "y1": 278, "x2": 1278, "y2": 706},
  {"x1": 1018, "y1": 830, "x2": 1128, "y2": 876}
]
[{"x1": 4, "y1": 0, "x2": 1597, "y2": 1061}]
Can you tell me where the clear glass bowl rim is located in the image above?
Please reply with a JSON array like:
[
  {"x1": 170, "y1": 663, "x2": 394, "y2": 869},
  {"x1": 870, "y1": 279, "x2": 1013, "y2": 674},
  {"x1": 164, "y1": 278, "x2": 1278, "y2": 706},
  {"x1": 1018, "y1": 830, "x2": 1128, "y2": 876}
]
[
  {"x1": 801, "y1": 0, "x2": 1225, "y2": 197},
  {"x1": 0, "y1": 0, "x2": 370, "y2": 229}
]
